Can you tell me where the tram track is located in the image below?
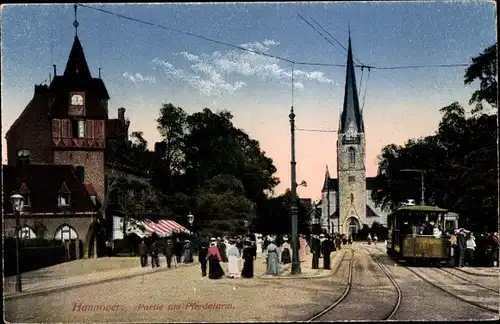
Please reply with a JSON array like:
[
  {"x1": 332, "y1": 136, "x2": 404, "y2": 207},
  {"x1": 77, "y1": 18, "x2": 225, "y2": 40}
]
[
  {"x1": 454, "y1": 266, "x2": 498, "y2": 278},
  {"x1": 307, "y1": 246, "x2": 402, "y2": 321},
  {"x1": 438, "y1": 268, "x2": 499, "y2": 294},
  {"x1": 404, "y1": 265, "x2": 498, "y2": 314},
  {"x1": 306, "y1": 249, "x2": 354, "y2": 321}
]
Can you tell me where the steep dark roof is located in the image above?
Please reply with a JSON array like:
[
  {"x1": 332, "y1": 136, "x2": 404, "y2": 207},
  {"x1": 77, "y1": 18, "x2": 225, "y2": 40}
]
[
  {"x1": 64, "y1": 36, "x2": 92, "y2": 80},
  {"x1": 366, "y1": 205, "x2": 378, "y2": 217},
  {"x1": 322, "y1": 178, "x2": 338, "y2": 192},
  {"x1": 2, "y1": 164, "x2": 98, "y2": 214},
  {"x1": 339, "y1": 36, "x2": 364, "y2": 134}
]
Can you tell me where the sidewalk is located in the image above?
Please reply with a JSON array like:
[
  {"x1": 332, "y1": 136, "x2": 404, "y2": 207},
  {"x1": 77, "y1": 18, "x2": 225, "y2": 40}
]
[
  {"x1": 4, "y1": 256, "x2": 196, "y2": 300},
  {"x1": 259, "y1": 248, "x2": 344, "y2": 279}
]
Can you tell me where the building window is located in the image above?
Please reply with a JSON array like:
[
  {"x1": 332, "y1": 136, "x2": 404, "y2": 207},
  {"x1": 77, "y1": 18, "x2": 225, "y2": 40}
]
[
  {"x1": 348, "y1": 147, "x2": 356, "y2": 165},
  {"x1": 23, "y1": 195, "x2": 31, "y2": 207},
  {"x1": 71, "y1": 94, "x2": 84, "y2": 106},
  {"x1": 350, "y1": 193, "x2": 354, "y2": 204},
  {"x1": 348, "y1": 176, "x2": 355, "y2": 183},
  {"x1": 54, "y1": 225, "x2": 78, "y2": 241},
  {"x1": 58, "y1": 193, "x2": 71, "y2": 207},
  {"x1": 71, "y1": 120, "x2": 85, "y2": 138},
  {"x1": 17, "y1": 149, "x2": 31, "y2": 166},
  {"x1": 18, "y1": 226, "x2": 36, "y2": 240}
]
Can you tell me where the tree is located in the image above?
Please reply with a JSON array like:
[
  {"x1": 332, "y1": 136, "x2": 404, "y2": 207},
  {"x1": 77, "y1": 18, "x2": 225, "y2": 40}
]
[
  {"x1": 464, "y1": 43, "x2": 497, "y2": 113},
  {"x1": 194, "y1": 174, "x2": 255, "y2": 237}
]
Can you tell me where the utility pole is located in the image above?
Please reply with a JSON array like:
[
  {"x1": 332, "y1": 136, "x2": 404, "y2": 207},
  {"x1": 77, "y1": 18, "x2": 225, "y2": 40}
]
[{"x1": 289, "y1": 106, "x2": 301, "y2": 275}]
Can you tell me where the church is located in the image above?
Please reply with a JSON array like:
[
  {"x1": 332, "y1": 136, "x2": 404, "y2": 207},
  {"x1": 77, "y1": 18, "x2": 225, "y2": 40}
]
[{"x1": 319, "y1": 36, "x2": 388, "y2": 237}]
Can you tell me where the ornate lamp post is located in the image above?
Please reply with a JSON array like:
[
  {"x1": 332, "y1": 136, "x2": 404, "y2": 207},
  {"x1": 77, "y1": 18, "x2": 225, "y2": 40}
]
[
  {"x1": 10, "y1": 193, "x2": 24, "y2": 292},
  {"x1": 401, "y1": 169, "x2": 425, "y2": 205},
  {"x1": 187, "y1": 213, "x2": 194, "y2": 226}
]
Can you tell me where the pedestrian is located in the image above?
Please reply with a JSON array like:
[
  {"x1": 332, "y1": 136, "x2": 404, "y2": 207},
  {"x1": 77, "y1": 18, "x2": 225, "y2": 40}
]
[
  {"x1": 281, "y1": 236, "x2": 291, "y2": 264},
  {"x1": 335, "y1": 234, "x2": 341, "y2": 250},
  {"x1": 373, "y1": 234, "x2": 378, "y2": 245},
  {"x1": 321, "y1": 234, "x2": 334, "y2": 269},
  {"x1": 174, "y1": 238, "x2": 183, "y2": 264},
  {"x1": 241, "y1": 240, "x2": 256, "y2": 278},
  {"x1": 310, "y1": 234, "x2": 320, "y2": 269},
  {"x1": 105, "y1": 239, "x2": 113, "y2": 257},
  {"x1": 217, "y1": 237, "x2": 228, "y2": 263},
  {"x1": 164, "y1": 239, "x2": 174, "y2": 268},
  {"x1": 485, "y1": 232, "x2": 499, "y2": 267},
  {"x1": 367, "y1": 233, "x2": 372, "y2": 245},
  {"x1": 236, "y1": 237, "x2": 244, "y2": 255},
  {"x1": 150, "y1": 241, "x2": 160, "y2": 268},
  {"x1": 299, "y1": 235, "x2": 308, "y2": 262},
  {"x1": 139, "y1": 240, "x2": 148, "y2": 267},
  {"x1": 265, "y1": 238, "x2": 280, "y2": 275},
  {"x1": 207, "y1": 238, "x2": 225, "y2": 279},
  {"x1": 227, "y1": 239, "x2": 241, "y2": 279},
  {"x1": 456, "y1": 229, "x2": 467, "y2": 267},
  {"x1": 198, "y1": 241, "x2": 209, "y2": 277},
  {"x1": 183, "y1": 240, "x2": 194, "y2": 263},
  {"x1": 342, "y1": 234, "x2": 347, "y2": 245},
  {"x1": 465, "y1": 231, "x2": 476, "y2": 267}
]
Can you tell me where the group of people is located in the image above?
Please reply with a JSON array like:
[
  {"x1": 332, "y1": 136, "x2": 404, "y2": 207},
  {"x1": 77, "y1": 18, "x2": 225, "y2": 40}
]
[
  {"x1": 198, "y1": 236, "x2": 257, "y2": 279},
  {"x1": 138, "y1": 238, "x2": 193, "y2": 268},
  {"x1": 366, "y1": 233, "x2": 379, "y2": 245},
  {"x1": 262, "y1": 233, "x2": 349, "y2": 275},
  {"x1": 446, "y1": 229, "x2": 499, "y2": 267}
]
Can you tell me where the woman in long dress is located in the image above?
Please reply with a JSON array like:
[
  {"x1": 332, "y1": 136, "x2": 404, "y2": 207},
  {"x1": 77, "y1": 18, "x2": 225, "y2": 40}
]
[
  {"x1": 299, "y1": 235, "x2": 308, "y2": 262},
  {"x1": 266, "y1": 239, "x2": 280, "y2": 275},
  {"x1": 227, "y1": 240, "x2": 241, "y2": 278},
  {"x1": 207, "y1": 239, "x2": 225, "y2": 279},
  {"x1": 183, "y1": 240, "x2": 194, "y2": 263},
  {"x1": 217, "y1": 238, "x2": 228, "y2": 263},
  {"x1": 241, "y1": 240, "x2": 256, "y2": 278},
  {"x1": 281, "y1": 236, "x2": 291, "y2": 264}
]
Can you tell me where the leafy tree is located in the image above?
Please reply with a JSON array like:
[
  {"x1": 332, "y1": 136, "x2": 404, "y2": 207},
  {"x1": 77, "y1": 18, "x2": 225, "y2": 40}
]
[{"x1": 464, "y1": 43, "x2": 497, "y2": 113}]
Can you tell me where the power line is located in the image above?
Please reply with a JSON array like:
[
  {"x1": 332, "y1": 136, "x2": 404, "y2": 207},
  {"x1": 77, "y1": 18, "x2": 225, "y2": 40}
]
[
  {"x1": 361, "y1": 67, "x2": 371, "y2": 113},
  {"x1": 295, "y1": 127, "x2": 337, "y2": 133},
  {"x1": 77, "y1": 4, "x2": 472, "y2": 71}
]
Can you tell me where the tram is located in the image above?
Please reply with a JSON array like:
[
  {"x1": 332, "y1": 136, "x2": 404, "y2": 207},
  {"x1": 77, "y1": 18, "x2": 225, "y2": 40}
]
[{"x1": 386, "y1": 204, "x2": 455, "y2": 264}]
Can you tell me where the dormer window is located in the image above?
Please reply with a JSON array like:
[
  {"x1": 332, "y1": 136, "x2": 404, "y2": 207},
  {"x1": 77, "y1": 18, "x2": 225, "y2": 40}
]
[
  {"x1": 71, "y1": 94, "x2": 84, "y2": 105},
  {"x1": 58, "y1": 193, "x2": 71, "y2": 207},
  {"x1": 17, "y1": 149, "x2": 31, "y2": 166},
  {"x1": 58, "y1": 182, "x2": 71, "y2": 207}
]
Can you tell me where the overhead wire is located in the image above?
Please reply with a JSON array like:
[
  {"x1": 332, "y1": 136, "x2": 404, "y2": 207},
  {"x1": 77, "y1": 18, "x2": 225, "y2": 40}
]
[
  {"x1": 361, "y1": 67, "x2": 371, "y2": 114},
  {"x1": 77, "y1": 4, "x2": 471, "y2": 71}
]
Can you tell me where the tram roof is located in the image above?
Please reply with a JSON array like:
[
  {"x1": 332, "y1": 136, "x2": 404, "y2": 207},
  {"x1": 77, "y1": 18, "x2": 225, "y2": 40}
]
[{"x1": 392, "y1": 205, "x2": 448, "y2": 213}]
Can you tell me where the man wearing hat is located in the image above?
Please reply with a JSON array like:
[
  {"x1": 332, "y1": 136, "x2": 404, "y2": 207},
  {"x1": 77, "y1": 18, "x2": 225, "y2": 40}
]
[
  {"x1": 456, "y1": 228, "x2": 467, "y2": 267},
  {"x1": 310, "y1": 234, "x2": 321, "y2": 269}
]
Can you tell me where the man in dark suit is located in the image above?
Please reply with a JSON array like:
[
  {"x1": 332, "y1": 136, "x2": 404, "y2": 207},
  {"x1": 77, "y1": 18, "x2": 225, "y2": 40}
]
[
  {"x1": 311, "y1": 235, "x2": 321, "y2": 269},
  {"x1": 164, "y1": 239, "x2": 174, "y2": 268},
  {"x1": 456, "y1": 229, "x2": 467, "y2": 267},
  {"x1": 138, "y1": 240, "x2": 148, "y2": 267},
  {"x1": 198, "y1": 241, "x2": 209, "y2": 277}
]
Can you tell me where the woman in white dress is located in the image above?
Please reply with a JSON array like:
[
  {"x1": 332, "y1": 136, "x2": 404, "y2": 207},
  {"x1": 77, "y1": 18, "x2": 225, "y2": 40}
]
[{"x1": 227, "y1": 239, "x2": 241, "y2": 278}]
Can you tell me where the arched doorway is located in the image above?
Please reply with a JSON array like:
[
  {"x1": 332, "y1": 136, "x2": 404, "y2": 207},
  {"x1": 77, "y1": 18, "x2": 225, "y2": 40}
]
[
  {"x1": 54, "y1": 224, "x2": 80, "y2": 260},
  {"x1": 346, "y1": 217, "x2": 360, "y2": 240}
]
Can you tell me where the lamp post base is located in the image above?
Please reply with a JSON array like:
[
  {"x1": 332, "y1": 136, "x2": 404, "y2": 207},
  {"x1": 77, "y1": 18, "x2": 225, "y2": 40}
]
[
  {"x1": 291, "y1": 261, "x2": 301, "y2": 275},
  {"x1": 16, "y1": 279, "x2": 22, "y2": 292}
]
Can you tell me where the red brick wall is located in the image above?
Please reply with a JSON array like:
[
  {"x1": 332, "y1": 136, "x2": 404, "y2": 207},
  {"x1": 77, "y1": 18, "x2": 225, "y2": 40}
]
[
  {"x1": 53, "y1": 151, "x2": 105, "y2": 201},
  {"x1": 6, "y1": 94, "x2": 53, "y2": 166}
]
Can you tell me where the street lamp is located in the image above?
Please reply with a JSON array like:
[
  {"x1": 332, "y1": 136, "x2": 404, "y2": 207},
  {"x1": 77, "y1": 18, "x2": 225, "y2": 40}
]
[
  {"x1": 187, "y1": 213, "x2": 194, "y2": 226},
  {"x1": 10, "y1": 193, "x2": 24, "y2": 292},
  {"x1": 401, "y1": 169, "x2": 425, "y2": 205}
]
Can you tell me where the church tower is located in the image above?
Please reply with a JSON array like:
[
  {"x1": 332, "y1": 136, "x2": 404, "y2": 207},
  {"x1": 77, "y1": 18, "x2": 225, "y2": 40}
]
[
  {"x1": 337, "y1": 35, "x2": 366, "y2": 236},
  {"x1": 50, "y1": 23, "x2": 110, "y2": 201}
]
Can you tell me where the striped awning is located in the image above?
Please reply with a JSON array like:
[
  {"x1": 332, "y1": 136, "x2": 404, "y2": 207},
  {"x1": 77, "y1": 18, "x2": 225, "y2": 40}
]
[{"x1": 142, "y1": 219, "x2": 191, "y2": 237}]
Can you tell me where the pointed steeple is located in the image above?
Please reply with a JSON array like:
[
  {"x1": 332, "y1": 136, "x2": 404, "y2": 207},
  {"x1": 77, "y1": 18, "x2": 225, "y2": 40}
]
[
  {"x1": 339, "y1": 35, "x2": 364, "y2": 134},
  {"x1": 63, "y1": 36, "x2": 92, "y2": 79},
  {"x1": 322, "y1": 165, "x2": 331, "y2": 191}
]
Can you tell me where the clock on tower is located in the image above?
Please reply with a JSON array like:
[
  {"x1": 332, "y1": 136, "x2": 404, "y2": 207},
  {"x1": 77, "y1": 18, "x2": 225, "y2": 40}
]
[{"x1": 69, "y1": 92, "x2": 85, "y2": 116}]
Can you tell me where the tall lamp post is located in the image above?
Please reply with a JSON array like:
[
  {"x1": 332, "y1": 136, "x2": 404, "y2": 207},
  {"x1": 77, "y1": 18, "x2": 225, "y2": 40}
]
[
  {"x1": 10, "y1": 193, "x2": 24, "y2": 292},
  {"x1": 401, "y1": 169, "x2": 425, "y2": 205}
]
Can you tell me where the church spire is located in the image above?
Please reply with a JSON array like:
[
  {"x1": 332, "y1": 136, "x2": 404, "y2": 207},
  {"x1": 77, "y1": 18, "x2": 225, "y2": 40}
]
[
  {"x1": 339, "y1": 35, "x2": 364, "y2": 134},
  {"x1": 73, "y1": 4, "x2": 79, "y2": 37},
  {"x1": 64, "y1": 6, "x2": 91, "y2": 80}
]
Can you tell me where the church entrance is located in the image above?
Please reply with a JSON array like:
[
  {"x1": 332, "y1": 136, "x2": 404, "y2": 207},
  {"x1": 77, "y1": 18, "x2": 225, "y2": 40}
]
[{"x1": 347, "y1": 217, "x2": 360, "y2": 241}]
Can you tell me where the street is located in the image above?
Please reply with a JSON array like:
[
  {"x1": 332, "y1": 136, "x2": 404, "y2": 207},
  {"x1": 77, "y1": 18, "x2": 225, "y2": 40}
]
[{"x1": 5, "y1": 243, "x2": 499, "y2": 322}]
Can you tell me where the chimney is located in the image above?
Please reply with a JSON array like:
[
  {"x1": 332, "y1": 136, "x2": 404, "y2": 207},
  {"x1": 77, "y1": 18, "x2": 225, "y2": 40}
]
[
  {"x1": 118, "y1": 108, "x2": 125, "y2": 123},
  {"x1": 53, "y1": 64, "x2": 57, "y2": 76}
]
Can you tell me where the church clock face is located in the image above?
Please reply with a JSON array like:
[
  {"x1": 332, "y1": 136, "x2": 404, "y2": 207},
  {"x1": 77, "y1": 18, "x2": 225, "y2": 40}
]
[{"x1": 71, "y1": 94, "x2": 84, "y2": 106}]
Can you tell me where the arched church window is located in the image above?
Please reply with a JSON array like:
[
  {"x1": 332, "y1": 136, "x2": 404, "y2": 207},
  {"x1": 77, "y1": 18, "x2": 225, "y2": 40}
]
[{"x1": 348, "y1": 147, "x2": 356, "y2": 165}]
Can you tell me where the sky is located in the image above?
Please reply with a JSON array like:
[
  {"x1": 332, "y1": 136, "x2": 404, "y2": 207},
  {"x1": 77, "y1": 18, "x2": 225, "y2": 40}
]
[{"x1": 1, "y1": 2, "x2": 497, "y2": 201}]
